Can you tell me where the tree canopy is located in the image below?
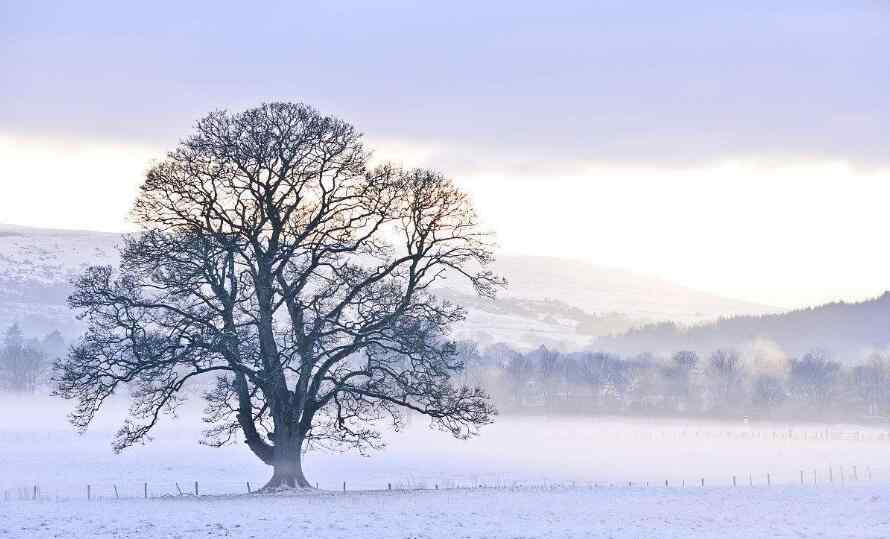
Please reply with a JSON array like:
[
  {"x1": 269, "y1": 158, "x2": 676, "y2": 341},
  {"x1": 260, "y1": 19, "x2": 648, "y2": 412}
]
[{"x1": 55, "y1": 102, "x2": 503, "y2": 488}]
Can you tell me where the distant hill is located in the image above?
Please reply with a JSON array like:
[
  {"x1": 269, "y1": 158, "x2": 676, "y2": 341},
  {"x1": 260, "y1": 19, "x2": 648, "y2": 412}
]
[
  {"x1": 0, "y1": 225, "x2": 776, "y2": 348},
  {"x1": 0, "y1": 225, "x2": 120, "y2": 336},
  {"x1": 594, "y1": 292, "x2": 890, "y2": 362},
  {"x1": 486, "y1": 255, "x2": 776, "y2": 323}
]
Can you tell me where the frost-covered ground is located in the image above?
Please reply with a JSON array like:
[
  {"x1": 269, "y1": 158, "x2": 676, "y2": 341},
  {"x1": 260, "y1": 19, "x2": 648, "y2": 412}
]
[
  {"x1": 3, "y1": 484, "x2": 889, "y2": 538},
  {"x1": 2, "y1": 395, "x2": 889, "y2": 537}
]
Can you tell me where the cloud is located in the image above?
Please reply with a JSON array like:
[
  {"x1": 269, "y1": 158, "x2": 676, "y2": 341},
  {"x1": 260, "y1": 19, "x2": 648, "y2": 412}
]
[{"x1": 1, "y1": 1, "x2": 887, "y2": 168}]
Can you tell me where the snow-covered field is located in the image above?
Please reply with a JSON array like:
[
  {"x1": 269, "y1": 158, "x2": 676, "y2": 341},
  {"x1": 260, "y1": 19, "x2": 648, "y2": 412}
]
[
  {"x1": 3, "y1": 484, "x2": 889, "y2": 538},
  {"x1": 2, "y1": 395, "x2": 889, "y2": 537}
]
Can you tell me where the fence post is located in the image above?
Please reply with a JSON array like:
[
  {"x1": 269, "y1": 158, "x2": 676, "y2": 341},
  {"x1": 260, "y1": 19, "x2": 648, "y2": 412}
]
[
  {"x1": 867, "y1": 467, "x2": 872, "y2": 481},
  {"x1": 194, "y1": 481, "x2": 199, "y2": 497},
  {"x1": 732, "y1": 476, "x2": 736, "y2": 488},
  {"x1": 342, "y1": 481, "x2": 346, "y2": 492},
  {"x1": 247, "y1": 481, "x2": 252, "y2": 494},
  {"x1": 700, "y1": 478, "x2": 704, "y2": 487},
  {"x1": 113, "y1": 485, "x2": 119, "y2": 499},
  {"x1": 87, "y1": 484, "x2": 91, "y2": 500},
  {"x1": 800, "y1": 471, "x2": 804, "y2": 485},
  {"x1": 767, "y1": 473, "x2": 770, "y2": 486},
  {"x1": 853, "y1": 466, "x2": 858, "y2": 481},
  {"x1": 144, "y1": 482, "x2": 148, "y2": 499},
  {"x1": 813, "y1": 470, "x2": 817, "y2": 484},
  {"x1": 388, "y1": 483, "x2": 392, "y2": 491},
  {"x1": 176, "y1": 482, "x2": 183, "y2": 496},
  {"x1": 32, "y1": 485, "x2": 38, "y2": 500}
]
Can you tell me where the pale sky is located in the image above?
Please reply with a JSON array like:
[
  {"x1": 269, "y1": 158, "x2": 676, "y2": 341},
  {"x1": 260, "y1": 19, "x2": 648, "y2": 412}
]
[{"x1": 1, "y1": 1, "x2": 889, "y2": 309}]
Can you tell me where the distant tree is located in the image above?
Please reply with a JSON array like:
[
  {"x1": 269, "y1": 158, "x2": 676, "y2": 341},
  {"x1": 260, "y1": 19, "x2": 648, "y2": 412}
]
[
  {"x1": 40, "y1": 330, "x2": 67, "y2": 360},
  {"x1": 625, "y1": 353, "x2": 662, "y2": 411},
  {"x1": 788, "y1": 351, "x2": 840, "y2": 412},
  {"x1": 664, "y1": 351, "x2": 699, "y2": 411},
  {"x1": 0, "y1": 324, "x2": 46, "y2": 392},
  {"x1": 751, "y1": 374, "x2": 786, "y2": 410},
  {"x1": 503, "y1": 351, "x2": 536, "y2": 409},
  {"x1": 706, "y1": 349, "x2": 744, "y2": 412},
  {"x1": 575, "y1": 351, "x2": 627, "y2": 411},
  {"x1": 55, "y1": 102, "x2": 503, "y2": 489},
  {"x1": 534, "y1": 346, "x2": 565, "y2": 409},
  {"x1": 850, "y1": 352, "x2": 890, "y2": 416}
]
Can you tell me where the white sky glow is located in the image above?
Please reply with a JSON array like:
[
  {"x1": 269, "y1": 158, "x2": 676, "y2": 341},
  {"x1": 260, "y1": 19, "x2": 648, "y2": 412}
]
[{"x1": 2, "y1": 133, "x2": 888, "y2": 309}]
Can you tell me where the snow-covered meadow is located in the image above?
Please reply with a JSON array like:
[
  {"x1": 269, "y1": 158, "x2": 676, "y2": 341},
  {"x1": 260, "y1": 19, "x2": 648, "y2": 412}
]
[
  {"x1": 4, "y1": 484, "x2": 889, "y2": 539},
  {"x1": 2, "y1": 395, "x2": 889, "y2": 537}
]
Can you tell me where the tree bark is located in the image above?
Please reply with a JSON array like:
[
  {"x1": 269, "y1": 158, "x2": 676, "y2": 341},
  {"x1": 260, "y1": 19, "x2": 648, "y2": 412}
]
[{"x1": 262, "y1": 436, "x2": 311, "y2": 490}]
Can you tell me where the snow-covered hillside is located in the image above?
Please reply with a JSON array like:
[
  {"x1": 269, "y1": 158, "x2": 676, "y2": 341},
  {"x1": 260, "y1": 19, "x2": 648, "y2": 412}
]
[
  {"x1": 0, "y1": 225, "x2": 774, "y2": 347},
  {"x1": 0, "y1": 225, "x2": 121, "y2": 336},
  {"x1": 489, "y1": 255, "x2": 776, "y2": 322}
]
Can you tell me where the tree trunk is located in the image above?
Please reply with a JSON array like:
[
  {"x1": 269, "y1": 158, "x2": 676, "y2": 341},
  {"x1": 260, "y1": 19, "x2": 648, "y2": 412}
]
[{"x1": 262, "y1": 437, "x2": 311, "y2": 490}]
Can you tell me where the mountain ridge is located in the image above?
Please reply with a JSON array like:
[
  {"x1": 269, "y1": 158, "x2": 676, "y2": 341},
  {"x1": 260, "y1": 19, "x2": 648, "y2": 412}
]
[{"x1": 0, "y1": 225, "x2": 798, "y2": 350}]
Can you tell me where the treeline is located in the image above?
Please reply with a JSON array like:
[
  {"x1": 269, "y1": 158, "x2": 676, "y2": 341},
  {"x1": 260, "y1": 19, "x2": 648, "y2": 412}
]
[
  {"x1": 595, "y1": 291, "x2": 890, "y2": 360},
  {"x1": 460, "y1": 342, "x2": 890, "y2": 422},
  {"x1": 0, "y1": 324, "x2": 65, "y2": 392}
]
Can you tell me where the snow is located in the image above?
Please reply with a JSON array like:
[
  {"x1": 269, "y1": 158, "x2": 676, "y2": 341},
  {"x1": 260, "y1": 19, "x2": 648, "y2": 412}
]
[
  {"x1": 2, "y1": 396, "x2": 889, "y2": 537},
  {"x1": 2, "y1": 483, "x2": 888, "y2": 538},
  {"x1": 0, "y1": 225, "x2": 774, "y2": 344}
]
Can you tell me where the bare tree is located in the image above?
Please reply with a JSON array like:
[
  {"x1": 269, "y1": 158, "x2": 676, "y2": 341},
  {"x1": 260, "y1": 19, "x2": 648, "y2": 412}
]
[
  {"x1": 706, "y1": 348, "x2": 744, "y2": 412},
  {"x1": 1, "y1": 324, "x2": 46, "y2": 393},
  {"x1": 55, "y1": 102, "x2": 503, "y2": 489}
]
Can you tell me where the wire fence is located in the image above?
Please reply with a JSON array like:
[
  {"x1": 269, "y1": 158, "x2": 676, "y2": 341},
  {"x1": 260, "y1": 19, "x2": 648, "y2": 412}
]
[{"x1": 1, "y1": 463, "x2": 880, "y2": 503}]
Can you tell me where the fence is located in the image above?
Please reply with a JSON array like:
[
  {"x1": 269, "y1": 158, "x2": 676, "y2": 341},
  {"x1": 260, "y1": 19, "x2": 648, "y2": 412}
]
[{"x1": 1, "y1": 463, "x2": 879, "y2": 502}]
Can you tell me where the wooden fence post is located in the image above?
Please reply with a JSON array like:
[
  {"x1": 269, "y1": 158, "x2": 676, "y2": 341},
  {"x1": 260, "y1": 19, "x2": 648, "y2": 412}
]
[
  {"x1": 247, "y1": 481, "x2": 252, "y2": 494},
  {"x1": 144, "y1": 482, "x2": 148, "y2": 499},
  {"x1": 853, "y1": 466, "x2": 858, "y2": 481},
  {"x1": 767, "y1": 473, "x2": 770, "y2": 486},
  {"x1": 342, "y1": 481, "x2": 346, "y2": 492},
  {"x1": 800, "y1": 471, "x2": 804, "y2": 485},
  {"x1": 194, "y1": 481, "x2": 199, "y2": 497},
  {"x1": 113, "y1": 485, "x2": 119, "y2": 499},
  {"x1": 700, "y1": 478, "x2": 704, "y2": 487},
  {"x1": 87, "y1": 484, "x2": 91, "y2": 500}
]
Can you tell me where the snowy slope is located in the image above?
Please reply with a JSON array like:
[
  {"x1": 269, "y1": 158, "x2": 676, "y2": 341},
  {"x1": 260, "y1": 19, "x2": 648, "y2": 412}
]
[
  {"x1": 0, "y1": 225, "x2": 773, "y2": 346},
  {"x1": 488, "y1": 255, "x2": 776, "y2": 322},
  {"x1": 3, "y1": 484, "x2": 889, "y2": 539},
  {"x1": 0, "y1": 225, "x2": 121, "y2": 335}
]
